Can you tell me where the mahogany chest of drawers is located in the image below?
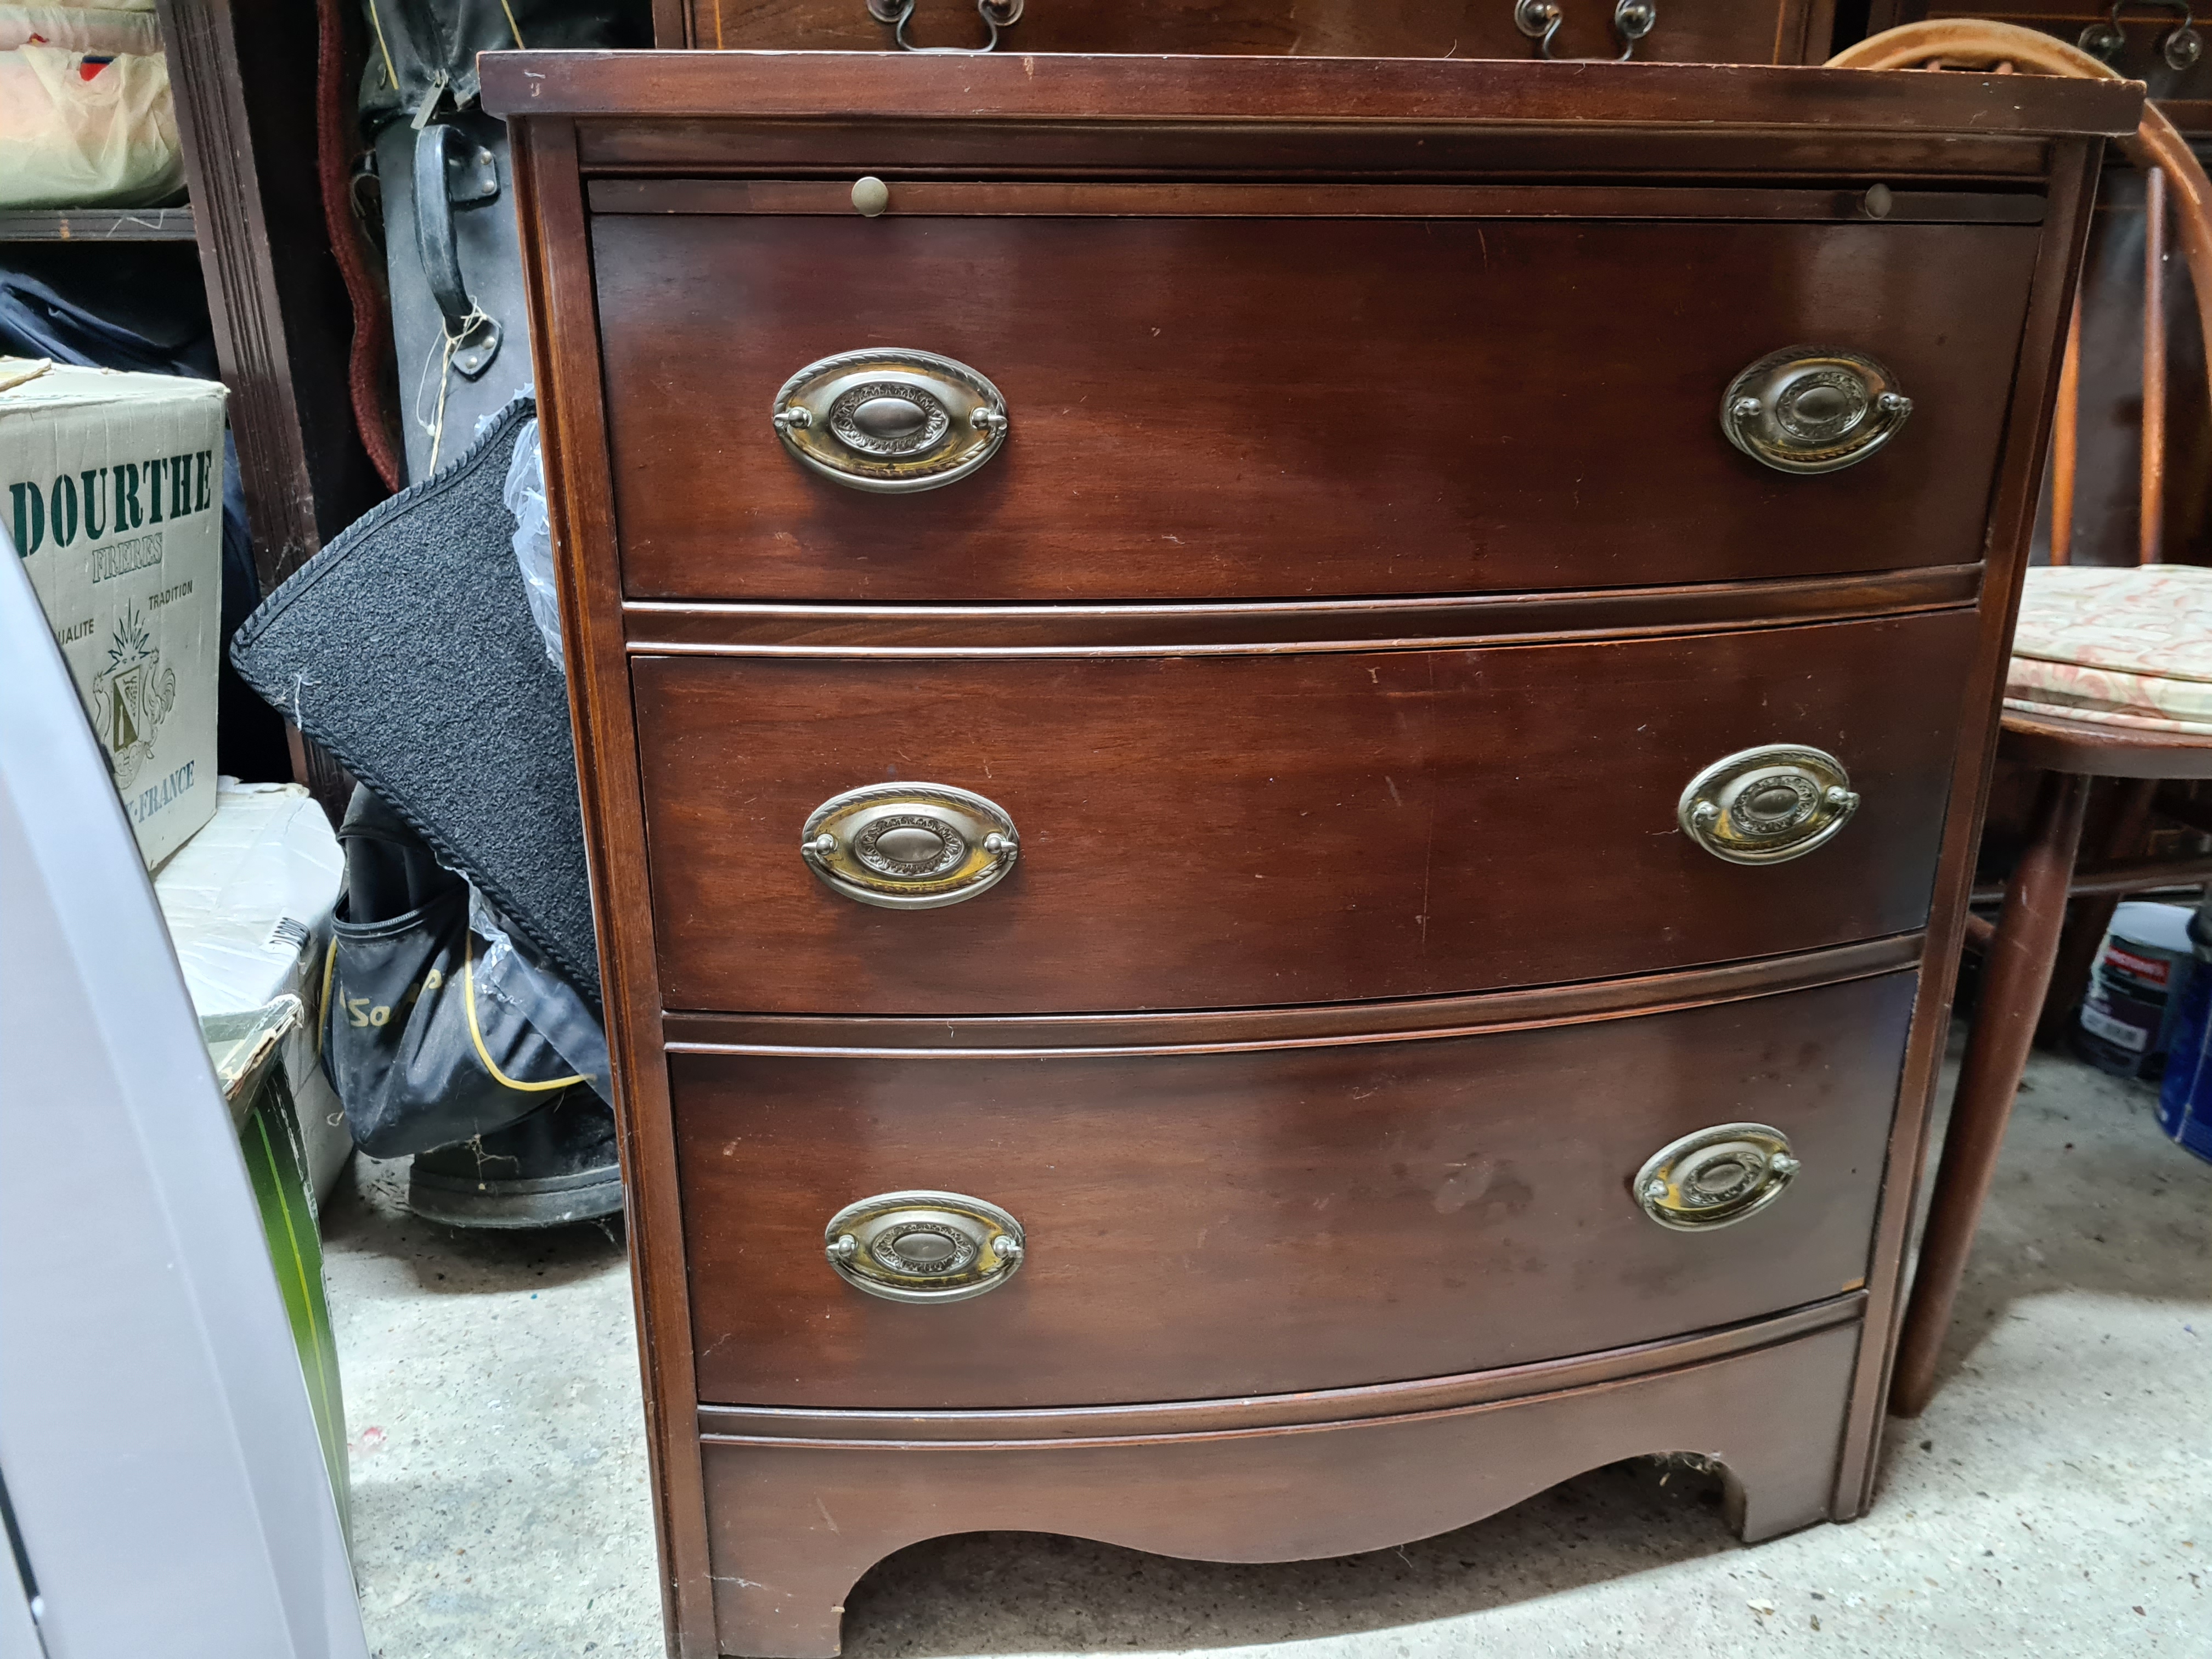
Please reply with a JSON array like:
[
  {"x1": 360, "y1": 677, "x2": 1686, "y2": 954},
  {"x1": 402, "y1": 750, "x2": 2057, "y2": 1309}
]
[{"x1": 485, "y1": 52, "x2": 2137, "y2": 1659}]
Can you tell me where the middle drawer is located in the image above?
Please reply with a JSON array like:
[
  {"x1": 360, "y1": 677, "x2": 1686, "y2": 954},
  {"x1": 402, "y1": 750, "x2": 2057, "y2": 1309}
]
[{"x1": 634, "y1": 608, "x2": 1976, "y2": 1015}]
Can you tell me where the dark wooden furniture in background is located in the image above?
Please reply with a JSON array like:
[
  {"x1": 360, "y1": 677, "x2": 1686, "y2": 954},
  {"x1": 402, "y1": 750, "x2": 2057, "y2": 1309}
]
[
  {"x1": 1873, "y1": 0, "x2": 2212, "y2": 574},
  {"x1": 1837, "y1": 17, "x2": 2212, "y2": 1420},
  {"x1": 653, "y1": 0, "x2": 1841, "y2": 60},
  {"x1": 151, "y1": 0, "x2": 383, "y2": 593},
  {"x1": 1873, "y1": 0, "x2": 2212, "y2": 128},
  {"x1": 487, "y1": 50, "x2": 2134, "y2": 1658}
]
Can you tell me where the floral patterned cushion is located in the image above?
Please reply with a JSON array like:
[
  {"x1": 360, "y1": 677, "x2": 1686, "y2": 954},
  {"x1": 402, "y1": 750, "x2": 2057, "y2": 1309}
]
[{"x1": 2005, "y1": 563, "x2": 2212, "y2": 735}]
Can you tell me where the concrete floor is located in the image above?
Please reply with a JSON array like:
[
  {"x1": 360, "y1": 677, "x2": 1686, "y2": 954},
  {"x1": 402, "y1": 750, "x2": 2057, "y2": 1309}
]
[{"x1": 324, "y1": 1039, "x2": 2212, "y2": 1659}]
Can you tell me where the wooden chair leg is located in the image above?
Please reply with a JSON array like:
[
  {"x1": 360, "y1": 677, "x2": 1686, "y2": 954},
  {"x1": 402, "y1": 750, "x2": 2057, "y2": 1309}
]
[
  {"x1": 2036, "y1": 777, "x2": 2159, "y2": 1045},
  {"x1": 1890, "y1": 770, "x2": 2094, "y2": 1419}
]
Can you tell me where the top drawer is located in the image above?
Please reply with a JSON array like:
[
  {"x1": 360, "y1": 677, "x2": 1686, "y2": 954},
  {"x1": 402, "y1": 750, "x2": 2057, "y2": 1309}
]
[{"x1": 594, "y1": 202, "x2": 2040, "y2": 603}]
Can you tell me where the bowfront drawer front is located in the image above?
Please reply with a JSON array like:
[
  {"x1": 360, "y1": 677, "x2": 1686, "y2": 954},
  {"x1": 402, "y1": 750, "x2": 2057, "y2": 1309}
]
[
  {"x1": 672, "y1": 968, "x2": 1913, "y2": 1409},
  {"x1": 634, "y1": 608, "x2": 1977, "y2": 1016},
  {"x1": 594, "y1": 208, "x2": 2039, "y2": 603}
]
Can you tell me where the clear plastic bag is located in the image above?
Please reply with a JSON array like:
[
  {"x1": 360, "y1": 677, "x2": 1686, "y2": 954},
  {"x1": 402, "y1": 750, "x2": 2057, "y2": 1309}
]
[
  {"x1": 0, "y1": 44, "x2": 180, "y2": 211},
  {"x1": 503, "y1": 415, "x2": 565, "y2": 674}
]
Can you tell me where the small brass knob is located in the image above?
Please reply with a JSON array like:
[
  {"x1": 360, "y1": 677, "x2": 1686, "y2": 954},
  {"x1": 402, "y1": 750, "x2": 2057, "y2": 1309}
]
[
  {"x1": 851, "y1": 175, "x2": 890, "y2": 217},
  {"x1": 825, "y1": 1191, "x2": 1026, "y2": 1302},
  {"x1": 1720, "y1": 347, "x2": 1911, "y2": 475},
  {"x1": 1679, "y1": 744, "x2": 1858, "y2": 866},
  {"x1": 1634, "y1": 1124, "x2": 1799, "y2": 1231}
]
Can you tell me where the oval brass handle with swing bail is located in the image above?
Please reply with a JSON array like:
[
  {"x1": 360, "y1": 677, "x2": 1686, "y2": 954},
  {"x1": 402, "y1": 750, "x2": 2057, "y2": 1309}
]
[
  {"x1": 2079, "y1": 0, "x2": 2205, "y2": 70},
  {"x1": 1678, "y1": 745, "x2": 1860, "y2": 866},
  {"x1": 799, "y1": 783, "x2": 1020, "y2": 909},
  {"x1": 825, "y1": 1191, "x2": 1027, "y2": 1302},
  {"x1": 867, "y1": 0, "x2": 1023, "y2": 52},
  {"x1": 1720, "y1": 347, "x2": 1913, "y2": 476},
  {"x1": 1514, "y1": 0, "x2": 1657, "y2": 60},
  {"x1": 1634, "y1": 1125, "x2": 1801, "y2": 1231},
  {"x1": 771, "y1": 349, "x2": 1010, "y2": 495}
]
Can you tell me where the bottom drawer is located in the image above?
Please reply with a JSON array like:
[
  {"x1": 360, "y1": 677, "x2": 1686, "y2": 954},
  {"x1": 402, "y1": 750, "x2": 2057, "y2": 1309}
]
[
  {"x1": 698, "y1": 1316, "x2": 1864, "y2": 1659},
  {"x1": 672, "y1": 968, "x2": 1914, "y2": 1409}
]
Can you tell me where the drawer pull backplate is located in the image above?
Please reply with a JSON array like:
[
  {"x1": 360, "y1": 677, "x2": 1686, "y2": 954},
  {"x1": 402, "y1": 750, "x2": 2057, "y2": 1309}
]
[
  {"x1": 1635, "y1": 1124, "x2": 1800, "y2": 1231},
  {"x1": 826, "y1": 1190, "x2": 1026, "y2": 1302},
  {"x1": 801, "y1": 781, "x2": 1019, "y2": 909},
  {"x1": 1720, "y1": 346, "x2": 1911, "y2": 475},
  {"x1": 1678, "y1": 743, "x2": 1859, "y2": 865},
  {"x1": 771, "y1": 348, "x2": 1009, "y2": 493}
]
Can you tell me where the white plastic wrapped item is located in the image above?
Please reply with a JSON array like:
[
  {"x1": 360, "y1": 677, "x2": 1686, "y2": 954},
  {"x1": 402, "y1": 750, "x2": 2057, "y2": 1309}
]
[
  {"x1": 154, "y1": 779, "x2": 355, "y2": 1200},
  {"x1": 0, "y1": 6, "x2": 161, "y2": 54},
  {"x1": 0, "y1": 44, "x2": 180, "y2": 211},
  {"x1": 503, "y1": 415, "x2": 566, "y2": 673}
]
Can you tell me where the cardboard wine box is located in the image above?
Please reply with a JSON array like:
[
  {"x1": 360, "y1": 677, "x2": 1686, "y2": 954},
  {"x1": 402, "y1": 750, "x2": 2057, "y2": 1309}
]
[{"x1": 3, "y1": 359, "x2": 228, "y2": 866}]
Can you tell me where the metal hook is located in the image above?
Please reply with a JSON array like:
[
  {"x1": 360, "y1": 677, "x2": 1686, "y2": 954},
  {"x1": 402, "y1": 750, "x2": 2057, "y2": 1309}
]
[
  {"x1": 868, "y1": 0, "x2": 1023, "y2": 53},
  {"x1": 1514, "y1": 0, "x2": 1657, "y2": 61}
]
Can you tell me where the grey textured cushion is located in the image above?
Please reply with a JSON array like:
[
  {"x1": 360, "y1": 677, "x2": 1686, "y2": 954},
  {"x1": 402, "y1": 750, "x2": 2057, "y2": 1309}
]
[{"x1": 229, "y1": 398, "x2": 599, "y2": 1002}]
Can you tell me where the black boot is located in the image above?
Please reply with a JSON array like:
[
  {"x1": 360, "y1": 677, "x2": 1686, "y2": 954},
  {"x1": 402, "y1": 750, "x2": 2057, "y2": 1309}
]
[{"x1": 406, "y1": 1085, "x2": 623, "y2": 1229}]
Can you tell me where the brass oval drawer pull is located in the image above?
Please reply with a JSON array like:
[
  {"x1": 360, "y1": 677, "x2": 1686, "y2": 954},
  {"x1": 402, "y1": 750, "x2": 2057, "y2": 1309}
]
[
  {"x1": 1635, "y1": 1124, "x2": 1799, "y2": 1232},
  {"x1": 1678, "y1": 743, "x2": 1859, "y2": 865},
  {"x1": 1514, "y1": 0, "x2": 1657, "y2": 61},
  {"x1": 867, "y1": 0, "x2": 1023, "y2": 53},
  {"x1": 771, "y1": 348, "x2": 1009, "y2": 493},
  {"x1": 1720, "y1": 347, "x2": 1912, "y2": 475},
  {"x1": 825, "y1": 1190, "x2": 1026, "y2": 1302},
  {"x1": 800, "y1": 782, "x2": 1019, "y2": 909},
  {"x1": 2079, "y1": 0, "x2": 2203, "y2": 71}
]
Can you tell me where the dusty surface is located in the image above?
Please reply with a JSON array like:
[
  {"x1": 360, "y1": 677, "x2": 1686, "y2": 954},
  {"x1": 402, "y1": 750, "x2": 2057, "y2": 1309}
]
[{"x1": 325, "y1": 1040, "x2": 2212, "y2": 1658}]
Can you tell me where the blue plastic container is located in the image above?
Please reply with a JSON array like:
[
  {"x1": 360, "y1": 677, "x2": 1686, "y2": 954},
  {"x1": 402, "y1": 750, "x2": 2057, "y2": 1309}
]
[{"x1": 2155, "y1": 905, "x2": 2212, "y2": 1165}]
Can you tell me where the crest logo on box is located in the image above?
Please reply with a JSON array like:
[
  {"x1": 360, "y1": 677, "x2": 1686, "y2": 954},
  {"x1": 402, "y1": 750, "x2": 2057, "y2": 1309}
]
[{"x1": 93, "y1": 605, "x2": 176, "y2": 788}]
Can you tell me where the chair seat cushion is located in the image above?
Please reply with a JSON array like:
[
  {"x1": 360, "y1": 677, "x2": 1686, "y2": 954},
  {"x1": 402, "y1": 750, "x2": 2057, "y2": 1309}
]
[{"x1": 2006, "y1": 563, "x2": 2212, "y2": 735}]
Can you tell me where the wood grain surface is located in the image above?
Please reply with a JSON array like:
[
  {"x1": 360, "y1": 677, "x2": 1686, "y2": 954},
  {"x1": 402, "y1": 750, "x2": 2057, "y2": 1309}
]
[
  {"x1": 660, "y1": 933, "x2": 1922, "y2": 1054},
  {"x1": 697, "y1": 1321, "x2": 1860, "y2": 1657},
  {"x1": 571, "y1": 119, "x2": 2063, "y2": 183},
  {"x1": 673, "y1": 971, "x2": 1911, "y2": 1408},
  {"x1": 511, "y1": 117, "x2": 720, "y2": 1657},
  {"x1": 479, "y1": 50, "x2": 2141, "y2": 138},
  {"x1": 1999, "y1": 706, "x2": 2212, "y2": 778},
  {"x1": 665, "y1": 0, "x2": 1827, "y2": 61},
  {"x1": 1830, "y1": 137, "x2": 2106, "y2": 1515},
  {"x1": 587, "y1": 179, "x2": 2048, "y2": 223},
  {"x1": 596, "y1": 213, "x2": 2039, "y2": 603},
  {"x1": 622, "y1": 566, "x2": 1982, "y2": 655},
  {"x1": 635, "y1": 611, "x2": 1978, "y2": 1015},
  {"x1": 695, "y1": 1295, "x2": 1865, "y2": 1440}
]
